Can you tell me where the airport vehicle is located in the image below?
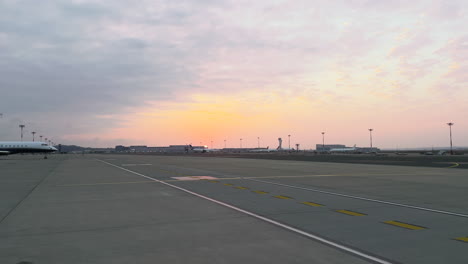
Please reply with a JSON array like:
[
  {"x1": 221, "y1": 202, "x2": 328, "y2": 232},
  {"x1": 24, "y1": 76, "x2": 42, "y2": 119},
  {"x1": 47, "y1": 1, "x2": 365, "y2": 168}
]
[{"x1": 0, "y1": 141, "x2": 58, "y2": 157}]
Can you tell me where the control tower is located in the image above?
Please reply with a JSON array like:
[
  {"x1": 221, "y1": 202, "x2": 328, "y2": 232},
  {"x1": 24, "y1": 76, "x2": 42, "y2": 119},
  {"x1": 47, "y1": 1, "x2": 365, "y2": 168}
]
[{"x1": 277, "y1": 138, "x2": 283, "y2": 150}]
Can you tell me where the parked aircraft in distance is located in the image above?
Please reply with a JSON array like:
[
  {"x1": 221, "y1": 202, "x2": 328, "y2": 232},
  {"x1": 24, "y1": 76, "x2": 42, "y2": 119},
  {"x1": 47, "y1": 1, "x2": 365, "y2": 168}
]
[
  {"x1": 0, "y1": 141, "x2": 58, "y2": 158},
  {"x1": 330, "y1": 145, "x2": 358, "y2": 153}
]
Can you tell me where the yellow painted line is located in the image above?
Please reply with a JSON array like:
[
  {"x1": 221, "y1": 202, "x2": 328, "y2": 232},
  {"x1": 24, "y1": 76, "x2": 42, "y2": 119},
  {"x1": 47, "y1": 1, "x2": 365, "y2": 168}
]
[
  {"x1": 454, "y1": 237, "x2": 468, "y2": 243},
  {"x1": 336, "y1": 209, "x2": 366, "y2": 216},
  {"x1": 448, "y1": 163, "x2": 460, "y2": 168},
  {"x1": 253, "y1": 190, "x2": 269, "y2": 194},
  {"x1": 384, "y1": 220, "x2": 426, "y2": 230},
  {"x1": 224, "y1": 183, "x2": 234, "y2": 186},
  {"x1": 235, "y1": 186, "x2": 249, "y2": 190},
  {"x1": 57, "y1": 181, "x2": 156, "y2": 187},
  {"x1": 274, "y1": 195, "x2": 293, "y2": 200},
  {"x1": 302, "y1": 201, "x2": 323, "y2": 207}
]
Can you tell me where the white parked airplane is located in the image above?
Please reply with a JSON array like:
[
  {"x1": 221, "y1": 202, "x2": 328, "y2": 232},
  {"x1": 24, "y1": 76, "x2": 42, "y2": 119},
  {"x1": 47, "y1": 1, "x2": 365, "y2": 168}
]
[
  {"x1": 0, "y1": 141, "x2": 58, "y2": 157},
  {"x1": 328, "y1": 145, "x2": 360, "y2": 153}
]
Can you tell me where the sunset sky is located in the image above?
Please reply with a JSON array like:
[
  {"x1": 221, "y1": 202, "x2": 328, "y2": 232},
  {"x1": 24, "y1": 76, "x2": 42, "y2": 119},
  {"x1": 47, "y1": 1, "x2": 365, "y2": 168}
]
[{"x1": 1, "y1": 0, "x2": 467, "y2": 149}]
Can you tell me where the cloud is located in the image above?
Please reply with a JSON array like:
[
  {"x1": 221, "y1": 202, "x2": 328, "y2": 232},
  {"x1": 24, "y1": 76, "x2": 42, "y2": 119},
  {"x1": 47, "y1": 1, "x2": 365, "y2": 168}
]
[{"x1": 1, "y1": 0, "x2": 467, "y2": 147}]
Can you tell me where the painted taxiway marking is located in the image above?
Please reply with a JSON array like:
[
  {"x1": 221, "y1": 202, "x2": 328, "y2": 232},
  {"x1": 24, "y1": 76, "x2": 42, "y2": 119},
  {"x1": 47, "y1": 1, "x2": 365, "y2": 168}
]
[
  {"x1": 121, "y1": 164, "x2": 152, "y2": 166},
  {"x1": 235, "y1": 186, "x2": 249, "y2": 190},
  {"x1": 253, "y1": 190, "x2": 269, "y2": 194},
  {"x1": 96, "y1": 159, "x2": 394, "y2": 264},
  {"x1": 248, "y1": 178, "x2": 468, "y2": 218},
  {"x1": 301, "y1": 201, "x2": 323, "y2": 207},
  {"x1": 448, "y1": 163, "x2": 460, "y2": 168},
  {"x1": 383, "y1": 220, "x2": 426, "y2": 230},
  {"x1": 224, "y1": 183, "x2": 234, "y2": 186},
  {"x1": 336, "y1": 209, "x2": 366, "y2": 216},
  {"x1": 454, "y1": 237, "x2": 468, "y2": 243},
  {"x1": 274, "y1": 195, "x2": 293, "y2": 200},
  {"x1": 172, "y1": 176, "x2": 219, "y2": 181}
]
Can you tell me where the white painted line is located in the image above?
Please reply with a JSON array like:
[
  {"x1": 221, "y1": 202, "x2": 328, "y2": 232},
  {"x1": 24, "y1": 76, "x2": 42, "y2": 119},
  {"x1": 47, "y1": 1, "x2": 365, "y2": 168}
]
[
  {"x1": 96, "y1": 159, "x2": 393, "y2": 264},
  {"x1": 247, "y1": 178, "x2": 468, "y2": 218},
  {"x1": 121, "y1": 164, "x2": 152, "y2": 166}
]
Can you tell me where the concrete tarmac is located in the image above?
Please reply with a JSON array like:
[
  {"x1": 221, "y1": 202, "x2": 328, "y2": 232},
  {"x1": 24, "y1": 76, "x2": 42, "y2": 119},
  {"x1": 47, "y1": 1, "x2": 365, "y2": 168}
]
[{"x1": 1, "y1": 154, "x2": 467, "y2": 264}]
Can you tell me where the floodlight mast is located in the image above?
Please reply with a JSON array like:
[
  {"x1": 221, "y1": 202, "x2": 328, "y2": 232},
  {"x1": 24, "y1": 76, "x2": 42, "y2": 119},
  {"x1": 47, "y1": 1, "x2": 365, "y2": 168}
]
[
  {"x1": 369, "y1": 129, "x2": 373, "y2": 148},
  {"x1": 321, "y1": 132, "x2": 325, "y2": 149},
  {"x1": 19, "y1": 124, "x2": 25, "y2": 141},
  {"x1": 447, "y1": 122, "x2": 454, "y2": 155}
]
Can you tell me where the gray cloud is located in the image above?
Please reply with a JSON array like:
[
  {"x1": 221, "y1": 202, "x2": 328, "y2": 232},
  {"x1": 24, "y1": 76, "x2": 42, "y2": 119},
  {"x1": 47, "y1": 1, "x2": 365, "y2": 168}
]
[{"x1": 1, "y1": 0, "x2": 467, "y2": 146}]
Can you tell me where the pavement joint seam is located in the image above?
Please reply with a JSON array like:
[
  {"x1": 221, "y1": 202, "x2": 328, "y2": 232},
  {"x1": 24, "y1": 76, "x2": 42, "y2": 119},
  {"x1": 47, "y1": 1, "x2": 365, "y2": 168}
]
[{"x1": 0, "y1": 159, "x2": 62, "y2": 224}]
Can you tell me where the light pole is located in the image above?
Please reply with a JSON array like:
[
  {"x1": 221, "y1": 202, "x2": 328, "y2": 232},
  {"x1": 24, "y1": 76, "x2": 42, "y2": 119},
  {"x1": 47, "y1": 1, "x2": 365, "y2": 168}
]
[
  {"x1": 224, "y1": 139, "x2": 226, "y2": 148},
  {"x1": 288, "y1": 135, "x2": 291, "y2": 150},
  {"x1": 321, "y1": 132, "x2": 325, "y2": 150},
  {"x1": 32, "y1": 131, "x2": 36, "y2": 142},
  {"x1": 257, "y1": 137, "x2": 260, "y2": 148},
  {"x1": 45, "y1": 138, "x2": 48, "y2": 145},
  {"x1": 240, "y1": 138, "x2": 242, "y2": 148},
  {"x1": 368, "y1": 129, "x2": 373, "y2": 148},
  {"x1": 19, "y1": 125, "x2": 25, "y2": 141},
  {"x1": 40, "y1": 135, "x2": 43, "y2": 142},
  {"x1": 447, "y1": 122, "x2": 454, "y2": 155},
  {"x1": 211, "y1": 140, "x2": 213, "y2": 149}
]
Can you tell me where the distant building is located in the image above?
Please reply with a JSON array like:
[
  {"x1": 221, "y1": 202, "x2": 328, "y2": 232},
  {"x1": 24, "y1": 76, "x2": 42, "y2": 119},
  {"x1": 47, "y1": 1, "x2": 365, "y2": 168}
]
[
  {"x1": 168, "y1": 145, "x2": 192, "y2": 152},
  {"x1": 129, "y1": 145, "x2": 148, "y2": 152},
  {"x1": 221, "y1": 148, "x2": 267, "y2": 153},
  {"x1": 146, "y1": 147, "x2": 169, "y2": 152},
  {"x1": 115, "y1": 145, "x2": 130, "y2": 152},
  {"x1": 114, "y1": 144, "x2": 196, "y2": 153}
]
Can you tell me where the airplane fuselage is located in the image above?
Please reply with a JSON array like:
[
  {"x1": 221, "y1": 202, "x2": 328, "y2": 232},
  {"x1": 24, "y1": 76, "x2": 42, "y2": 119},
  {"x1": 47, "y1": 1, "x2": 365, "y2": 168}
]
[{"x1": 0, "y1": 141, "x2": 58, "y2": 155}]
